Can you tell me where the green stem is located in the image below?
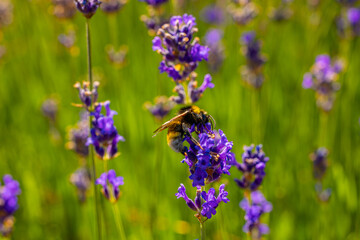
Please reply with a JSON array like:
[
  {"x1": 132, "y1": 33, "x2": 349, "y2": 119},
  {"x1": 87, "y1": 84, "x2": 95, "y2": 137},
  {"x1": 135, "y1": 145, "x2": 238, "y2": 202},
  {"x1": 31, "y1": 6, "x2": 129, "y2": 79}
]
[
  {"x1": 318, "y1": 112, "x2": 328, "y2": 147},
  {"x1": 113, "y1": 203, "x2": 127, "y2": 240},
  {"x1": 86, "y1": 19, "x2": 93, "y2": 88},
  {"x1": 86, "y1": 19, "x2": 101, "y2": 240},
  {"x1": 251, "y1": 90, "x2": 260, "y2": 143},
  {"x1": 200, "y1": 221, "x2": 205, "y2": 240}
]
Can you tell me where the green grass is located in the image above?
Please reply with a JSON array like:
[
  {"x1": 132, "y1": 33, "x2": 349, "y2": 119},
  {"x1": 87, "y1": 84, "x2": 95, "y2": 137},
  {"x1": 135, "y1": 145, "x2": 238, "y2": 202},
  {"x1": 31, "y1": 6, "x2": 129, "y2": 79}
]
[{"x1": 0, "y1": 0, "x2": 359, "y2": 239}]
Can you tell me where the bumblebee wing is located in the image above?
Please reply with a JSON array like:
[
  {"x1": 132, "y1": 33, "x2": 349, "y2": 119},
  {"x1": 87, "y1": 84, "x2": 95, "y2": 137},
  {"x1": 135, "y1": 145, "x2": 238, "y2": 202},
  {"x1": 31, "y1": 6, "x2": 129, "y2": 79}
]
[{"x1": 152, "y1": 110, "x2": 190, "y2": 137}]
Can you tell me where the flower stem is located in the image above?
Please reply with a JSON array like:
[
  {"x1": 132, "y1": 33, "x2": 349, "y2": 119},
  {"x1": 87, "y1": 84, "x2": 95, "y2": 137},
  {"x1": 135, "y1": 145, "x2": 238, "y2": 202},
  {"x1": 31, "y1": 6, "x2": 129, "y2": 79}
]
[
  {"x1": 200, "y1": 221, "x2": 205, "y2": 240},
  {"x1": 251, "y1": 90, "x2": 260, "y2": 143},
  {"x1": 113, "y1": 203, "x2": 127, "y2": 240},
  {"x1": 86, "y1": 19, "x2": 93, "y2": 88},
  {"x1": 86, "y1": 18, "x2": 101, "y2": 240}
]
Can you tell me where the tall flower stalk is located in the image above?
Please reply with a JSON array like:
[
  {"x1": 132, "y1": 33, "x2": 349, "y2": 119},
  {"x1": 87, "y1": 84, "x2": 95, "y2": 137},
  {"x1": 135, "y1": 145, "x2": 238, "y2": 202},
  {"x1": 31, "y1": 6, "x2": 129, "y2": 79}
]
[
  {"x1": 74, "y1": 1, "x2": 102, "y2": 238},
  {"x1": 240, "y1": 31, "x2": 266, "y2": 142},
  {"x1": 233, "y1": 144, "x2": 272, "y2": 239},
  {"x1": 303, "y1": 54, "x2": 343, "y2": 202},
  {"x1": 150, "y1": 14, "x2": 231, "y2": 238}
]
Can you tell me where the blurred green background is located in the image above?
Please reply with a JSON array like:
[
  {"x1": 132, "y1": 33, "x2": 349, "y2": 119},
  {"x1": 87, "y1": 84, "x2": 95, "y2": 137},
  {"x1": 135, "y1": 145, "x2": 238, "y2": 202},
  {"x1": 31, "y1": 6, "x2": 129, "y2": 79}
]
[{"x1": 0, "y1": 0, "x2": 359, "y2": 239}]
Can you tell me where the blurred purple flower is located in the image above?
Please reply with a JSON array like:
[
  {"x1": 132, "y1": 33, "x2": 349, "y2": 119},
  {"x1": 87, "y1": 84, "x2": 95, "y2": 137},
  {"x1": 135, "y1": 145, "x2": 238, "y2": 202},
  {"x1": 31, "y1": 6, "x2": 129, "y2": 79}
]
[
  {"x1": 70, "y1": 167, "x2": 91, "y2": 202},
  {"x1": 240, "y1": 191, "x2": 272, "y2": 238},
  {"x1": 200, "y1": 5, "x2": 225, "y2": 25},
  {"x1": 42, "y1": 98, "x2": 58, "y2": 122},
  {"x1": 310, "y1": 147, "x2": 328, "y2": 181},
  {"x1": 67, "y1": 112, "x2": 89, "y2": 157},
  {"x1": 347, "y1": 8, "x2": 360, "y2": 35},
  {"x1": 153, "y1": 14, "x2": 209, "y2": 82},
  {"x1": 183, "y1": 125, "x2": 235, "y2": 187},
  {"x1": 240, "y1": 31, "x2": 266, "y2": 88},
  {"x1": 58, "y1": 31, "x2": 76, "y2": 49},
  {"x1": 100, "y1": 0, "x2": 126, "y2": 14},
  {"x1": 96, "y1": 169, "x2": 124, "y2": 202},
  {"x1": 144, "y1": 96, "x2": 175, "y2": 120},
  {"x1": 315, "y1": 183, "x2": 331, "y2": 202},
  {"x1": 233, "y1": 144, "x2": 269, "y2": 191},
  {"x1": 106, "y1": 45, "x2": 127, "y2": 67},
  {"x1": 228, "y1": 0, "x2": 257, "y2": 25},
  {"x1": 139, "y1": 0, "x2": 168, "y2": 6},
  {"x1": 74, "y1": 0, "x2": 101, "y2": 18},
  {"x1": 204, "y1": 29, "x2": 225, "y2": 72},
  {"x1": 0, "y1": 175, "x2": 21, "y2": 237},
  {"x1": 87, "y1": 101, "x2": 125, "y2": 160},
  {"x1": 176, "y1": 184, "x2": 229, "y2": 220},
  {"x1": 303, "y1": 54, "x2": 343, "y2": 112}
]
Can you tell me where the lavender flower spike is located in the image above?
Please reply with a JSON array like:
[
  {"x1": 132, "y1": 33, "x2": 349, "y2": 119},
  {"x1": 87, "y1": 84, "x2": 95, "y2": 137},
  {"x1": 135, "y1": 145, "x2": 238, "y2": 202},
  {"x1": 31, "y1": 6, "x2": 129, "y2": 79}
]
[
  {"x1": 153, "y1": 14, "x2": 209, "y2": 82},
  {"x1": 0, "y1": 175, "x2": 21, "y2": 237},
  {"x1": 70, "y1": 167, "x2": 91, "y2": 202},
  {"x1": 74, "y1": 0, "x2": 101, "y2": 18},
  {"x1": 347, "y1": 8, "x2": 360, "y2": 35},
  {"x1": 183, "y1": 125, "x2": 235, "y2": 187},
  {"x1": 73, "y1": 81, "x2": 100, "y2": 110},
  {"x1": 240, "y1": 191, "x2": 272, "y2": 239},
  {"x1": 96, "y1": 169, "x2": 124, "y2": 203},
  {"x1": 176, "y1": 184, "x2": 229, "y2": 221},
  {"x1": 233, "y1": 144, "x2": 269, "y2": 191},
  {"x1": 86, "y1": 101, "x2": 125, "y2": 160},
  {"x1": 240, "y1": 31, "x2": 266, "y2": 88},
  {"x1": 302, "y1": 54, "x2": 343, "y2": 112}
]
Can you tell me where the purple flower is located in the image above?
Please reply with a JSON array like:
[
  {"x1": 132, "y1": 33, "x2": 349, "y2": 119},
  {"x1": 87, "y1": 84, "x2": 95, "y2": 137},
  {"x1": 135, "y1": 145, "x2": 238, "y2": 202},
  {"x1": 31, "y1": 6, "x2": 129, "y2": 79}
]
[
  {"x1": 240, "y1": 191, "x2": 272, "y2": 238},
  {"x1": 141, "y1": 15, "x2": 169, "y2": 35},
  {"x1": 100, "y1": 0, "x2": 126, "y2": 14},
  {"x1": 144, "y1": 96, "x2": 175, "y2": 120},
  {"x1": 96, "y1": 169, "x2": 124, "y2": 202},
  {"x1": 74, "y1": 0, "x2": 101, "y2": 18},
  {"x1": 315, "y1": 183, "x2": 331, "y2": 202},
  {"x1": 0, "y1": 175, "x2": 21, "y2": 237},
  {"x1": 41, "y1": 98, "x2": 58, "y2": 122},
  {"x1": 188, "y1": 74, "x2": 215, "y2": 103},
  {"x1": 169, "y1": 84, "x2": 186, "y2": 104},
  {"x1": 139, "y1": 0, "x2": 168, "y2": 6},
  {"x1": 241, "y1": 31, "x2": 266, "y2": 69},
  {"x1": 200, "y1": 5, "x2": 225, "y2": 25},
  {"x1": 228, "y1": 0, "x2": 258, "y2": 25},
  {"x1": 303, "y1": 54, "x2": 343, "y2": 112},
  {"x1": 58, "y1": 31, "x2": 76, "y2": 49},
  {"x1": 204, "y1": 29, "x2": 225, "y2": 72},
  {"x1": 176, "y1": 184, "x2": 229, "y2": 220},
  {"x1": 67, "y1": 112, "x2": 89, "y2": 157},
  {"x1": 347, "y1": 8, "x2": 360, "y2": 35},
  {"x1": 183, "y1": 126, "x2": 235, "y2": 187},
  {"x1": 106, "y1": 45, "x2": 128, "y2": 67},
  {"x1": 86, "y1": 101, "x2": 125, "y2": 159},
  {"x1": 70, "y1": 167, "x2": 91, "y2": 202},
  {"x1": 233, "y1": 144, "x2": 269, "y2": 191},
  {"x1": 74, "y1": 81, "x2": 100, "y2": 110},
  {"x1": 153, "y1": 14, "x2": 209, "y2": 82},
  {"x1": 310, "y1": 147, "x2": 328, "y2": 181},
  {"x1": 240, "y1": 31, "x2": 266, "y2": 88}
]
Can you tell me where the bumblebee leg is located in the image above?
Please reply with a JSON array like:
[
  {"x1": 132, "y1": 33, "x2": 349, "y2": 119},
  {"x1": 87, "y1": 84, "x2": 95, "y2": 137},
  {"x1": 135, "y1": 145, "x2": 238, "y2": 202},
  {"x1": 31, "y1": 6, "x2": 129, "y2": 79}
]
[{"x1": 182, "y1": 123, "x2": 204, "y2": 150}]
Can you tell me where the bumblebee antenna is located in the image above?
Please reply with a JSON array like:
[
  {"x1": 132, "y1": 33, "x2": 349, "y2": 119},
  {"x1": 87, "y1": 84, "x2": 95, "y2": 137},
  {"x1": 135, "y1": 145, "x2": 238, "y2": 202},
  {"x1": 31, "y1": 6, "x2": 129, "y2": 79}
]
[{"x1": 209, "y1": 114, "x2": 216, "y2": 130}]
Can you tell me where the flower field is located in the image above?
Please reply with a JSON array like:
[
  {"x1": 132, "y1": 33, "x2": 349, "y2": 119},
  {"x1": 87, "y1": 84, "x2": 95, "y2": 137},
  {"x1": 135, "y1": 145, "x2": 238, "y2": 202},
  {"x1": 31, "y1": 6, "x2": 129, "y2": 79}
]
[{"x1": 0, "y1": 0, "x2": 359, "y2": 239}]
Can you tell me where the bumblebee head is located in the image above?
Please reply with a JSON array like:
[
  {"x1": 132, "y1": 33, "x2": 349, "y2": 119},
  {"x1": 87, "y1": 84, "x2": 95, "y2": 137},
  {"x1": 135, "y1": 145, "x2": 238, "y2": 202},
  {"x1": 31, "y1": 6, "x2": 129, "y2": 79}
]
[{"x1": 201, "y1": 111, "x2": 216, "y2": 130}]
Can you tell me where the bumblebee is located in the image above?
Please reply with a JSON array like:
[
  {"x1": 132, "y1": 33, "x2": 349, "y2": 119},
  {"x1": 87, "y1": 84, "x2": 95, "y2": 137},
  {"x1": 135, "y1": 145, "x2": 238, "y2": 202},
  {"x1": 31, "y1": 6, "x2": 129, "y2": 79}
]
[{"x1": 153, "y1": 105, "x2": 215, "y2": 154}]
